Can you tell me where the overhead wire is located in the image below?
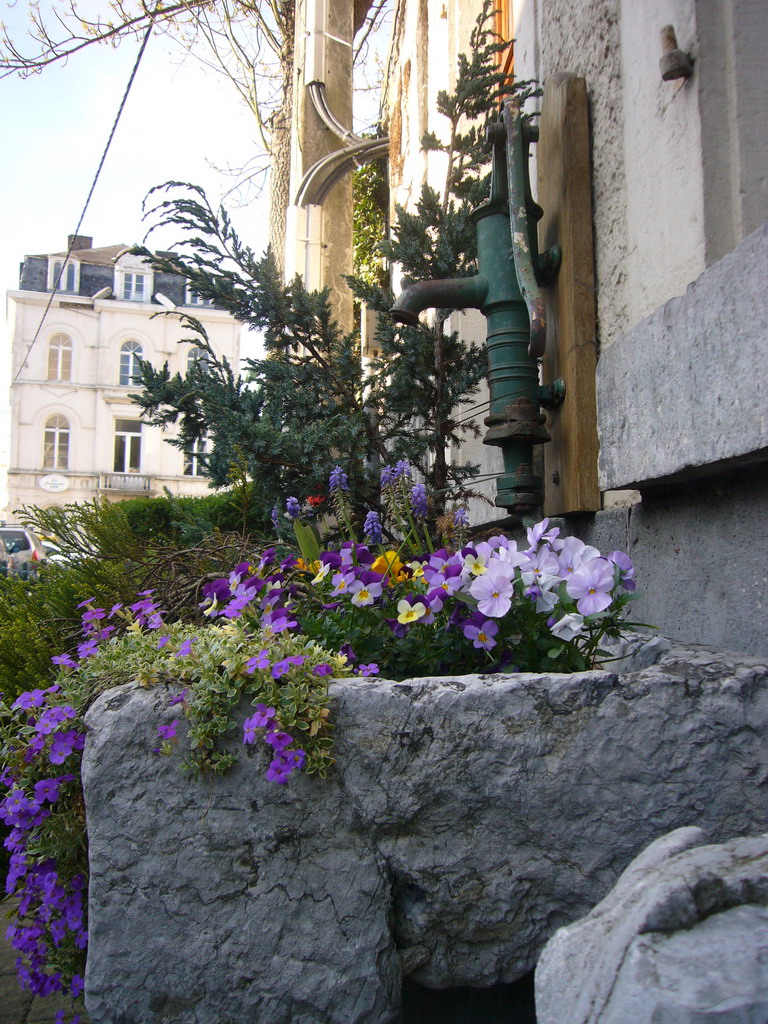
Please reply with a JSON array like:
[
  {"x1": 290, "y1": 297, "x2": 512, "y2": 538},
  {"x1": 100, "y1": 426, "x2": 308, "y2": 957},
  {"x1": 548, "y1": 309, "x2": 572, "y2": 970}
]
[{"x1": 12, "y1": 23, "x2": 154, "y2": 386}]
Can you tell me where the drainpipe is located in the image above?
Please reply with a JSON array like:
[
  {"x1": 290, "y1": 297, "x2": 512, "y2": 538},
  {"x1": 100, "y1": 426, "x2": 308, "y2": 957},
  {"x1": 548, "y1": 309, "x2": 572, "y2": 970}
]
[{"x1": 294, "y1": 0, "x2": 389, "y2": 210}]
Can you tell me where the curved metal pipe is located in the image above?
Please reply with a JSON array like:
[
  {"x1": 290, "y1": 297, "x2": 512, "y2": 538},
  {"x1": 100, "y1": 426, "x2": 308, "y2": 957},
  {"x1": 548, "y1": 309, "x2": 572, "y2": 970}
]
[
  {"x1": 313, "y1": 140, "x2": 389, "y2": 205},
  {"x1": 308, "y1": 82, "x2": 364, "y2": 144},
  {"x1": 295, "y1": 137, "x2": 389, "y2": 207},
  {"x1": 389, "y1": 275, "x2": 489, "y2": 327}
]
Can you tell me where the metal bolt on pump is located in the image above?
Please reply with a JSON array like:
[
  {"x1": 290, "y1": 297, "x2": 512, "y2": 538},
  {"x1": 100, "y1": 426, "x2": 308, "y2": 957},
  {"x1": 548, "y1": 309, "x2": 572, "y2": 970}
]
[{"x1": 389, "y1": 98, "x2": 562, "y2": 514}]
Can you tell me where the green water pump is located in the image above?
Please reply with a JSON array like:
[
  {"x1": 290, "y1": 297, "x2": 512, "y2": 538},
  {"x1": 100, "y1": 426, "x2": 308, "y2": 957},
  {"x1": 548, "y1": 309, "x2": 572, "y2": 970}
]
[{"x1": 389, "y1": 98, "x2": 562, "y2": 513}]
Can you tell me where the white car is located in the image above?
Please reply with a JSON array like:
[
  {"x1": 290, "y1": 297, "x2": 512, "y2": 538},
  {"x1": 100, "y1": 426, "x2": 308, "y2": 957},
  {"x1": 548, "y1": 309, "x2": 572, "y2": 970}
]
[{"x1": 0, "y1": 526, "x2": 48, "y2": 575}]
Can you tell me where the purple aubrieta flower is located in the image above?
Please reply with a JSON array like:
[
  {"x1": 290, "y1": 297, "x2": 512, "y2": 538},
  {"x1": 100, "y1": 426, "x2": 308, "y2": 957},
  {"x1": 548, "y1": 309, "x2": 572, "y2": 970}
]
[
  {"x1": 245, "y1": 649, "x2": 271, "y2": 673},
  {"x1": 251, "y1": 703, "x2": 276, "y2": 728},
  {"x1": 77, "y1": 638, "x2": 98, "y2": 660},
  {"x1": 48, "y1": 730, "x2": 85, "y2": 765},
  {"x1": 285, "y1": 496, "x2": 301, "y2": 521},
  {"x1": 329, "y1": 465, "x2": 349, "y2": 492},
  {"x1": 51, "y1": 653, "x2": 77, "y2": 669},
  {"x1": 34, "y1": 706, "x2": 76, "y2": 735},
  {"x1": 313, "y1": 662, "x2": 333, "y2": 677},
  {"x1": 175, "y1": 638, "x2": 194, "y2": 658},
  {"x1": 81, "y1": 607, "x2": 105, "y2": 625},
  {"x1": 266, "y1": 756, "x2": 293, "y2": 784},
  {"x1": 243, "y1": 705, "x2": 276, "y2": 744},
  {"x1": 285, "y1": 748, "x2": 307, "y2": 770},
  {"x1": 157, "y1": 721, "x2": 179, "y2": 740},
  {"x1": 12, "y1": 689, "x2": 48, "y2": 711},
  {"x1": 270, "y1": 655, "x2": 306, "y2": 679},
  {"x1": 265, "y1": 730, "x2": 293, "y2": 752},
  {"x1": 357, "y1": 663, "x2": 380, "y2": 676}
]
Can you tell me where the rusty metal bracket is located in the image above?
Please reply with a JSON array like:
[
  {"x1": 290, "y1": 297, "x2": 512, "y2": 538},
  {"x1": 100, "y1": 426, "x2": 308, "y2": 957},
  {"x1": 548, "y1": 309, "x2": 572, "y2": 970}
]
[
  {"x1": 503, "y1": 98, "x2": 560, "y2": 358},
  {"x1": 483, "y1": 396, "x2": 551, "y2": 446}
]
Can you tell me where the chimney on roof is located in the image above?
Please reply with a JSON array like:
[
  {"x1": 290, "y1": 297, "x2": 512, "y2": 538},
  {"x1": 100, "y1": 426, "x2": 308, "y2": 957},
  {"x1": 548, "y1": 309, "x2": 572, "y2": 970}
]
[{"x1": 68, "y1": 234, "x2": 93, "y2": 250}]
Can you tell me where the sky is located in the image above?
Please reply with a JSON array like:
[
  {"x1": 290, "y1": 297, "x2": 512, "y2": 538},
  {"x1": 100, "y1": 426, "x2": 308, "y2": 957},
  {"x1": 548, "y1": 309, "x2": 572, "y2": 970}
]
[
  {"x1": 0, "y1": 1, "x2": 275, "y2": 508},
  {"x1": 0, "y1": 4, "x2": 269, "y2": 289}
]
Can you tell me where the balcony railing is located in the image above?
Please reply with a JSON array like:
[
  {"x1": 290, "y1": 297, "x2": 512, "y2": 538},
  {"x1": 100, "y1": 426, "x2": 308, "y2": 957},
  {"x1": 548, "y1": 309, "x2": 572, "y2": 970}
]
[{"x1": 98, "y1": 473, "x2": 152, "y2": 493}]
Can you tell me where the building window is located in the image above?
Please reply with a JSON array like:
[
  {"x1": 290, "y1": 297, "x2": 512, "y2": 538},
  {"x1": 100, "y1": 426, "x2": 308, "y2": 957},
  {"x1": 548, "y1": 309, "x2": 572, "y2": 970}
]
[
  {"x1": 184, "y1": 285, "x2": 213, "y2": 307},
  {"x1": 49, "y1": 259, "x2": 79, "y2": 293},
  {"x1": 118, "y1": 272, "x2": 152, "y2": 302},
  {"x1": 183, "y1": 437, "x2": 206, "y2": 477},
  {"x1": 187, "y1": 346, "x2": 210, "y2": 372},
  {"x1": 47, "y1": 334, "x2": 73, "y2": 381},
  {"x1": 119, "y1": 340, "x2": 144, "y2": 386},
  {"x1": 43, "y1": 415, "x2": 70, "y2": 470},
  {"x1": 113, "y1": 419, "x2": 141, "y2": 473}
]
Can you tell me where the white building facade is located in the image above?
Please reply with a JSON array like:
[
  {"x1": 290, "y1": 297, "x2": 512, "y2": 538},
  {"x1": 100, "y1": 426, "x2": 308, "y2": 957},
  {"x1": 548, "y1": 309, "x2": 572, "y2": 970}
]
[{"x1": 6, "y1": 235, "x2": 240, "y2": 514}]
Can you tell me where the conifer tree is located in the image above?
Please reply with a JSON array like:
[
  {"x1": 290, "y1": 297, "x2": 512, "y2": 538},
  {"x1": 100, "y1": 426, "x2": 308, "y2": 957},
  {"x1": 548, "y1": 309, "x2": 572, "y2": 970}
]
[{"x1": 132, "y1": 1, "x2": 536, "y2": 521}]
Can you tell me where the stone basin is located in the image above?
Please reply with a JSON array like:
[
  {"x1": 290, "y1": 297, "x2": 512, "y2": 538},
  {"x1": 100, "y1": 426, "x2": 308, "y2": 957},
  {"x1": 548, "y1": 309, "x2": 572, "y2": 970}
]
[{"x1": 82, "y1": 638, "x2": 768, "y2": 1023}]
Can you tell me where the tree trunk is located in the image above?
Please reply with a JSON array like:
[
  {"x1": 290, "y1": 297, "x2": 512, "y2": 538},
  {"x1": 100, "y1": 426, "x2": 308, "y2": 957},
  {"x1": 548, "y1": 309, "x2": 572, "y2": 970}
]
[{"x1": 268, "y1": 3, "x2": 295, "y2": 270}]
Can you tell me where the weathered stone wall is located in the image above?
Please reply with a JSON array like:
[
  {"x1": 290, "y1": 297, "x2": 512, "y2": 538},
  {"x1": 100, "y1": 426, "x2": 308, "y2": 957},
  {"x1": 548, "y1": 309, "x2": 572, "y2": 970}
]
[
  {"x1": 597, "y1": 222, "x2": 768, "y2": 490},
  {"x1": 83, "y1": 641, "x2": 768, "y2": 1023},
  {"x1": 561, "y1": 466, "x2": 768, "y2": 659},
  {"x1": 537, "y1": 828, "x2": 768, "y2": 1023}
]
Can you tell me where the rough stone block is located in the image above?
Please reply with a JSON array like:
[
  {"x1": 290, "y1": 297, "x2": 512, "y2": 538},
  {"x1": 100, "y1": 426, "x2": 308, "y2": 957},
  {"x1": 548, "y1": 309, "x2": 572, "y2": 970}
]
[
  {"x1": 597, "y1": 221, "x2": 768, "y2": 489},
  {"x1": 536, "y1": 829, "x2": 768, "y2": 1024},
  {"x1": 82, "y1": 641, "x2": 768, "y2": 1023}
]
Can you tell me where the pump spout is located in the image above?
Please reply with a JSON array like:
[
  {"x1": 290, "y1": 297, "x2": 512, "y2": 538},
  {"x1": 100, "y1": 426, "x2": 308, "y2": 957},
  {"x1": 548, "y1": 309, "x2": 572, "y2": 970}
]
[{"x1": 389, "y1": 274, "x2": 489, "y2": 327}]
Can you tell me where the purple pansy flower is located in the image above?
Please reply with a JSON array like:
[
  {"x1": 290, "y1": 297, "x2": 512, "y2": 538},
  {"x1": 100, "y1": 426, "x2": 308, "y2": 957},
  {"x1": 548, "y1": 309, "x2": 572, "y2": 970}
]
[
  {"x1": 566, "y1": 557, "x2": 615, "y2": 615},
  {"x1": 463, "y1": 617, "x2": 499, "y2": 651}
]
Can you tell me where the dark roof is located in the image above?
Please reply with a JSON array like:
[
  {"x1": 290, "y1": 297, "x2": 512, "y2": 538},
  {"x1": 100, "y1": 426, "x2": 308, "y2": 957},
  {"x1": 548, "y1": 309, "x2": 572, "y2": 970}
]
[{"x1": 31, "y1": 244, "x2": 130, "y2": 266}]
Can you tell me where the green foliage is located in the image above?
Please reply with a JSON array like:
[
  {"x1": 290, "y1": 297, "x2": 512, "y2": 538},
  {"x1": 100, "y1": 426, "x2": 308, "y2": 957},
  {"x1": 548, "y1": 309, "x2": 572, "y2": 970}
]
[
  {"x1": 127, "y1": 2, "x2": 536, "y2": 526},
  {"x1": 0, "y1": 559, "x2": 140, "y2": 711},
  {"x1": 353, "y1": 155, "x2": 389, "y2": 287},
  {"x1": 71, "y1": 619, "x2": 349, "y2": 778},
  {"x1": 117, "y1": 486, "x2": 271, "y2": 546},
  {"x1": 0, "y1": 497, "x2": 271, "y2": 714},
  {"x1": 131, "y1": 230, "x2": 379, "y2": 508}
]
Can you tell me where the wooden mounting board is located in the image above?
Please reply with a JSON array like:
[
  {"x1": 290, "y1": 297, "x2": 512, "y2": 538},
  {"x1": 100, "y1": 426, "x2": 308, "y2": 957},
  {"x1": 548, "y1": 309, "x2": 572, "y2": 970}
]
[{"x1": 538, "y1": 74, "x2": 601, "y2": 515}]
